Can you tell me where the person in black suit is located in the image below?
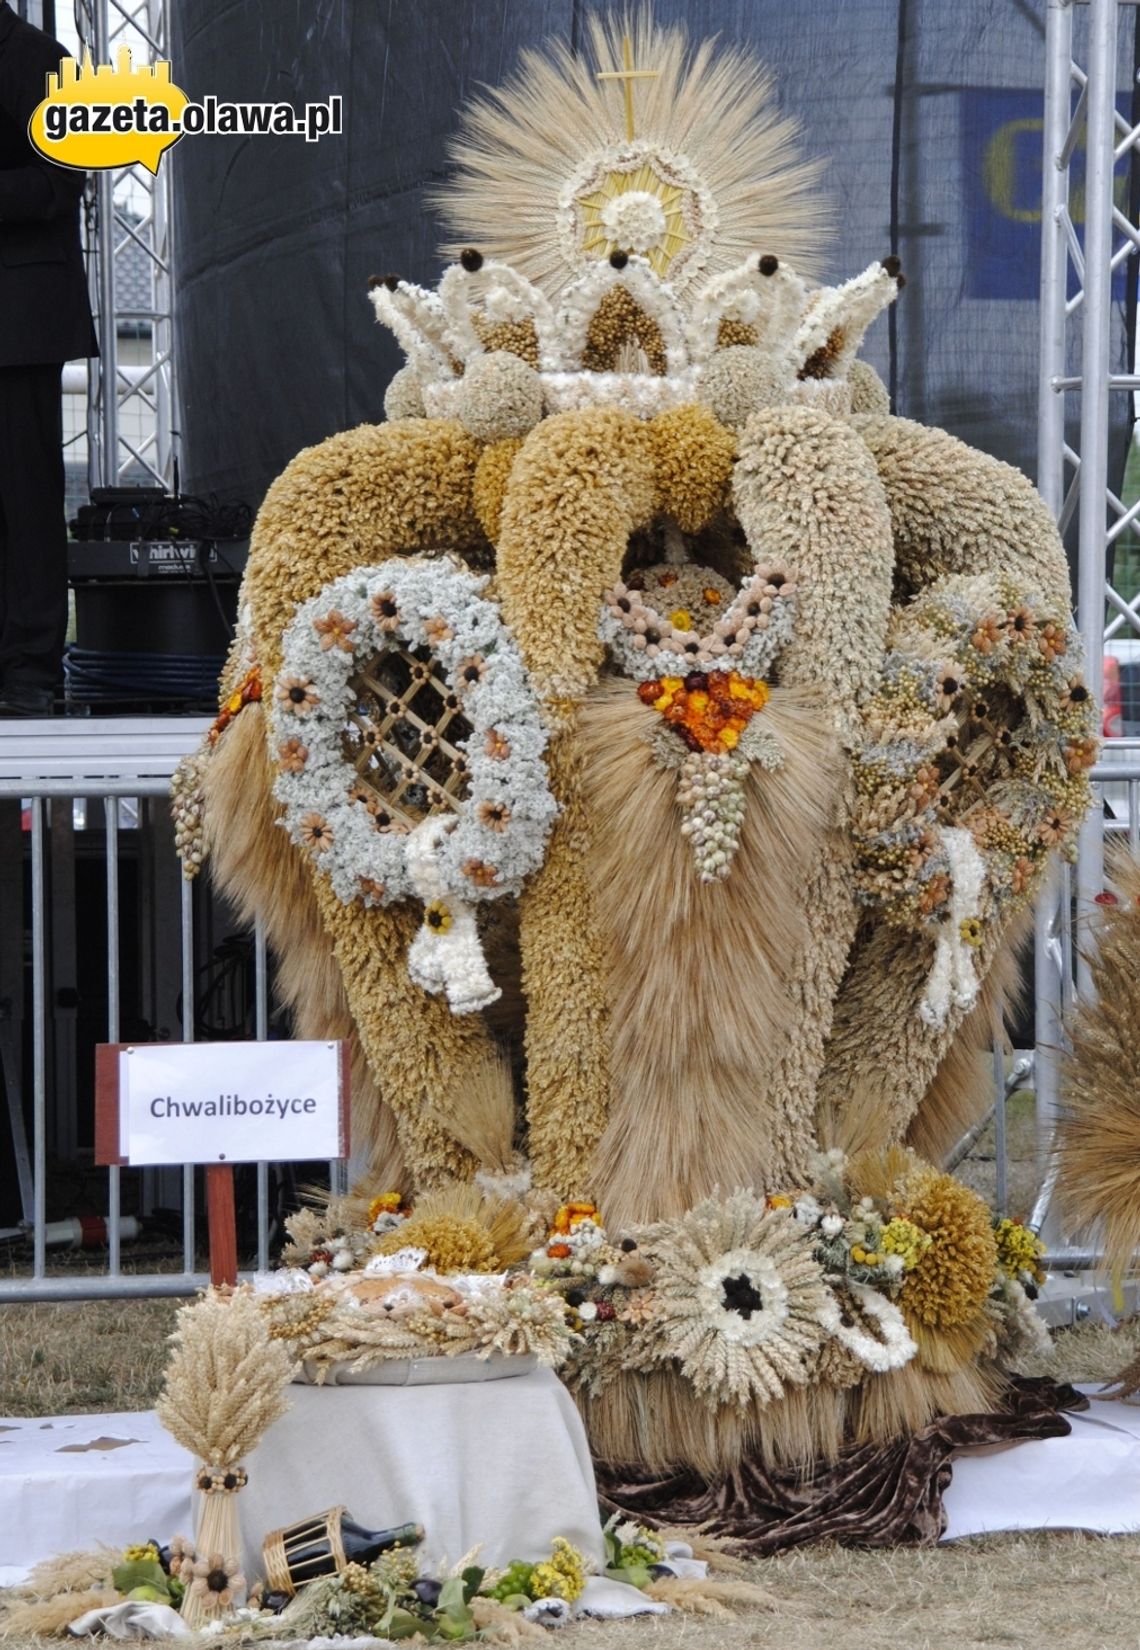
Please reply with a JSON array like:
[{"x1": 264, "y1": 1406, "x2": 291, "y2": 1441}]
[{"x1": 0, "y1": 0, "x2": 97, "y2": 717}]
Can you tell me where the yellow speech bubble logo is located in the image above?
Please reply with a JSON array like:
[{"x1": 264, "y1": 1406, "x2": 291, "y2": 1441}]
[{"x1": 29, "y1": 46, "x2": 188, "y2": 175}]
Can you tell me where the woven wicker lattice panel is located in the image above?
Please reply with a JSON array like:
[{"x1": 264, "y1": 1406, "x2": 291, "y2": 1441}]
[
  {"x1": 935, "y1": 685, "x2": 1021, "y2": 817},
  {"x1": 342, "y1": 644, "x2": 473, "y2": 832}
]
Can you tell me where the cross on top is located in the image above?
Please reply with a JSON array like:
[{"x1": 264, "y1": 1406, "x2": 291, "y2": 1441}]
[{"x1": 596, "y1": 33, "x2": 659, "y2": 142}]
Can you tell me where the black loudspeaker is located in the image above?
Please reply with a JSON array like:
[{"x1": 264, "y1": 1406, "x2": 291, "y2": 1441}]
[{"x1": 65, "y1": 539, "x2": 249, "y2": 710}]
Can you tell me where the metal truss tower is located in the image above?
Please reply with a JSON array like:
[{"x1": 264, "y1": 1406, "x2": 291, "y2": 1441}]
[
  {"x1": 1036, "y1": 0, "x2": 1138, "y2": 1239},
  {"x1": 75, "y1": 0, "x2": 178, "y2": 490}
]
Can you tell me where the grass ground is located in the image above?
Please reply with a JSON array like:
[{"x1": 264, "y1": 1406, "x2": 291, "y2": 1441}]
[{"x1": 3, "y1": 1106, "x2": 1139, "y2": 1650}]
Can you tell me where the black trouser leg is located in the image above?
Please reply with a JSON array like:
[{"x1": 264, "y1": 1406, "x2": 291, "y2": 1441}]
[{"x1": 0, "y1": 363, "x2": 67, "y2": 691}]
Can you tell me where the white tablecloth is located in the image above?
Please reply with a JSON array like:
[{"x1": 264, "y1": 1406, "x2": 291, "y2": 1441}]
[
  {"x1": 0, "y1": 1371, "x2": 604, "y2": 1586},
  {"x1": 239, "y1": 1367, "x2": 606, "y2": 1578}
]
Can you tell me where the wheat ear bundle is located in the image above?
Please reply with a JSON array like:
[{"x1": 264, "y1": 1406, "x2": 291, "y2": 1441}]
[{"x1": 156, "y1": 1286, "x2": 295, "y2": 1625}]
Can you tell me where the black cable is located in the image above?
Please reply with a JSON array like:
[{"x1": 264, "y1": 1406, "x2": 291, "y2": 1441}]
[
  {"x1": 200, "y1": 542, "x2": 236, "y2": 645},
  {"x1": 71, "y1": 491, "x2": 253, "y2": 543},
  {"x1": 63, "y1": 645, "x2": 225, "y2": 708},
  {"x1": 887, "y1": 0, "x2": 909, "y2": 413}
]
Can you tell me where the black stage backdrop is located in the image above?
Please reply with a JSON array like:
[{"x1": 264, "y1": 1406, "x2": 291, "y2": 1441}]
[{"x1": 169, "y1": 0, "x2": 1137, "y2": 529}]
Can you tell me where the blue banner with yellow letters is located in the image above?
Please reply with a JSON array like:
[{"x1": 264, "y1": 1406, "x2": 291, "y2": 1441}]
[{"x1": 963, "y1": 87, "x2": 1131, "y2": 302}]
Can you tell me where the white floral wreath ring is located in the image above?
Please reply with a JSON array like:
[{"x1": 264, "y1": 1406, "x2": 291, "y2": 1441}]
[{"x1": 270, "y1": 558, "x2": 558, "y2": 1013}]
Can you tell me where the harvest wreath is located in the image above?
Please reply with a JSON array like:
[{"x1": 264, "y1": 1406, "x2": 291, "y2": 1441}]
[{"x1": 171, "y1": 8, "x2": 1088, "y2": 1480}]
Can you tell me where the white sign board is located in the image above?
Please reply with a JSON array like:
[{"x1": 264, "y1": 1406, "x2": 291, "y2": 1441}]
[{"x1": 118, "y1": 1040, "x2": 345, "y2": 1166}]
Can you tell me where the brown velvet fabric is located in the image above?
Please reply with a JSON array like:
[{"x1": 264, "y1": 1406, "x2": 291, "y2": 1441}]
[{"x1": 595, "y1": 1377, "x2": 1088, "y2": 1552}]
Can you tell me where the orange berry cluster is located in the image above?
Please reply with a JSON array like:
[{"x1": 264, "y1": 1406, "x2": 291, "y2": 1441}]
[
  {"x1": 207, "y1": 665, "x2": 262, "y2": 746},
  {"x1": 637, "y1": 669, "x2": 770, "y2": 754}
]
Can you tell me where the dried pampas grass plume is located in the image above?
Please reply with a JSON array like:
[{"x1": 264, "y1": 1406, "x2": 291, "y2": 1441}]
[
  {"x1": 655, "y1": 1526, "x2": 748, "y2": 1574},
  {"x1": 15, "y1": 1548, "x2": 116, "y2": 1599},
  {"x1": 0, "y1": 1588, "x2": 119, "y2": 1639},
  {"x1": 435, "y1": 7, "x2": 828, "y2": 296},
  {"x1": 1056, "y1": 848, "x2": 1140, "y2": 1283},
  {"x1": 468, "y1": 1597, "x2": 550, "y2": 1642}
]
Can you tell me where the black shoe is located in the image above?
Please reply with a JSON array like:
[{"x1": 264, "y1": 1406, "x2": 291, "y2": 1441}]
[{"x1": 0, "y1": 683, "x2": 55, "y2": 717}]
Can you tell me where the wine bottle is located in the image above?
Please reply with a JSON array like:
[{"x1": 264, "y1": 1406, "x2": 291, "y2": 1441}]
[
  {"x1": 339, "y1": 1517, "x2": 424, "y2": 1565},
  {"x1": 275, "y1": 1507, "x2": 424, "y2": 1590}
]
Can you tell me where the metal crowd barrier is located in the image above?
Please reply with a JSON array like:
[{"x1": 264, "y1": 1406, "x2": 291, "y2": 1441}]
[
  {"x1": 0, "y1": 719, "x2": 341, "y2": 1303},
  {"x1": 0, "y1": 722, "x2": 1135, "y2": 1302}
]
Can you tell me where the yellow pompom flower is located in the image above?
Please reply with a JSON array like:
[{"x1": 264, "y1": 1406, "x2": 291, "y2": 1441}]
[
  {"x1": 122, "y1": 1543, "x2": 160, "y2": 1564},
  {"x1": 897, "y1": 1164, "x2": 999, "y2": 1370},
  {"x1": 994, "y1": 1217, "x2": 1046, "y2": 1284},
  {"x1": 880, "y1": 1217, "x2": 933, "y2": 1273},
  {"x1": 529, "y1": 1537, "x2": 587, "y2": 1604}
]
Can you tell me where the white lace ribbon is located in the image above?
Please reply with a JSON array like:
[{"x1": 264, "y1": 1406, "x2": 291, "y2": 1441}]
[
  {"x1": 920, "y1": 825, "x2": 986, "y2": 1028},
  {"x1": 405, "y1": 817, "x2": 501, "y2": 1014}
]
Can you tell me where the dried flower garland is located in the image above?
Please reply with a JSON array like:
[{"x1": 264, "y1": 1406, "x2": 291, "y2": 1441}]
[
  {"x1": 259, "y1": 1164, "x2": 1041, "y2": 1411},
  {"x1": 595, "y1": 556, "x2": 799, "y2": 884},
  {"x1": 851, "y1": 573, "x2": 1096, "y2": 953},
  {"x1": 270, "y1": 559, "x2": 558, "y2": 1009},
  {"x1": 600, "y1": 560, "x2": 797, "y2": 682},
  {"x1": 272, "y1": 558, "x2": 557, "y2": 911}
]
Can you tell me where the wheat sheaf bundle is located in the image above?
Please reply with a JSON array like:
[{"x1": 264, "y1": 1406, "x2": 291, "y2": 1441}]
[
  {"x1": 157, "y1": 1286, "x2": 295, "y2": 1624},
  {"x1": 157, "y1": 1285, "x2": 296, "y2": 1467},
  {"x1": 1056, "y1": 849, "x2": 1140, "y2": 1284}
]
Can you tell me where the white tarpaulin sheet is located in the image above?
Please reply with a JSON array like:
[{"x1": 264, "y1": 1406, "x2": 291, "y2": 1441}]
[
  {"x1": 942, "y1": 1389, "x2": 1140, "y2": 1541},
  {"x1": 0, "y1": 1411, "x2": 191, "y2": 1586}
]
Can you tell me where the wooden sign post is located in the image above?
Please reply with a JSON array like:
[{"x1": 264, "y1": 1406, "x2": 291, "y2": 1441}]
[
  {"x1": 96, "y1": 1040, "x2": 350, "y2": 1286},
  {"x1": 205, "y1": 1163, "x2": 238, "y2": 1286}
]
